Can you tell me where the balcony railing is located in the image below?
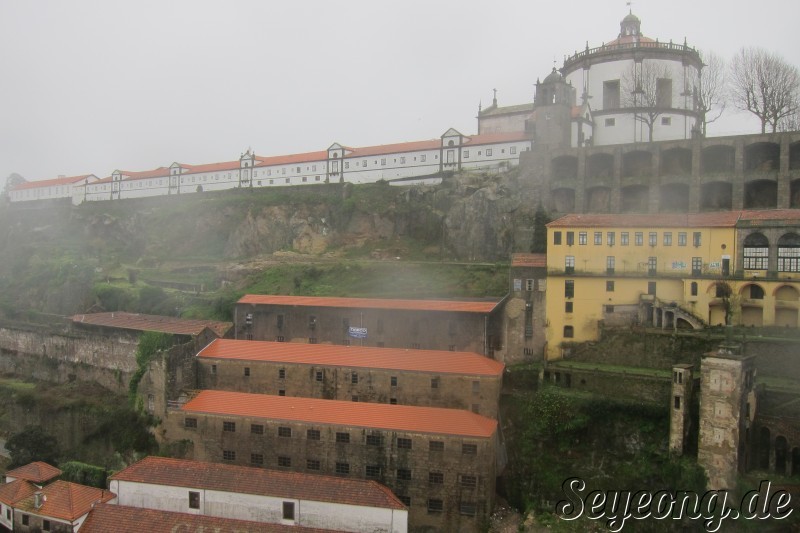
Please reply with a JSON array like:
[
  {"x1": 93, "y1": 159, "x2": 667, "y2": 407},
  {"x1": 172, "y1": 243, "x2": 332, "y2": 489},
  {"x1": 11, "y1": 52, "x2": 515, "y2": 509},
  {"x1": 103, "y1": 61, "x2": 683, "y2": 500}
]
[{"x1": 564, "y1": 40, "x2": 699, "y2": 70}]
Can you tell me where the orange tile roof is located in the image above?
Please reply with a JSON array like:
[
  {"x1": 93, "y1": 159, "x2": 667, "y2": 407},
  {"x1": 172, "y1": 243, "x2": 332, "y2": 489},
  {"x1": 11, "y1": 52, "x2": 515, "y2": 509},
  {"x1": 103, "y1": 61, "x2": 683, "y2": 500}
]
[
  {"x1": 182, "y1": 390, "x2": 497, "y2": 438},
  {"x1": 5, "y1": 461, "x2": 62, "y2": 484},
  {"x1": 345, "y1": 139, "x2": 441, "y2": 158},
  {"x1": 111, "y1": 456, "x2": 406, "y2": 510},
  {"x1": 255, "y1": 151, "x2": 329, "y2": 167},
  {"x1": 119, "y1": 167, "x2": 172, "y2": 180},
  {"x1": 511, "y1": 253, "x2": 547, "y2": 268},
  {"x1": 237, "y1": 294, "x2": 501, "y2": 313},
  {"x1": 71, "y1": 312, "x2": 232, "y2": 337},
  {"x1": 178, "y1": 160, "x2": 241, "y2": 174},
  {"x1": 81, "y1": 503, "x2": 334, "y2": 533},
  {"x1": 15, "y1": 480, "x2": 114, "y2": 522},
  {"x1": 547, "y1": 210, "x2": 800, "y2": 229},
  {"x1": 198, "y1": 339, "x2": 503, "y2": 376},
  {"x1": 12, "y1": 175, "x2": 94, "y2": 191},
  {"x1": 0, "y1": 480, "x2": 38, "y2": 506}
]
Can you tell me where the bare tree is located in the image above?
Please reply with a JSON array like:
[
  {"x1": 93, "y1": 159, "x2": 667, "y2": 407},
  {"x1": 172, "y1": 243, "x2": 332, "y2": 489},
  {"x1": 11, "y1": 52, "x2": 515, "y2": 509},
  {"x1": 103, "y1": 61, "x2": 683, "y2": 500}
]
[
  {"x1": 729, "y1": 47, "x2": 800, "y2": 133},
  {"x1": 777, "y1": 109, "x2": 800, "y2": 132},
  {"x1": 622, "y1": 61, "x2": 673, "y2": 142},
  {"x1": 694, "y1": 50, "x2": 727, "y2": 136}
]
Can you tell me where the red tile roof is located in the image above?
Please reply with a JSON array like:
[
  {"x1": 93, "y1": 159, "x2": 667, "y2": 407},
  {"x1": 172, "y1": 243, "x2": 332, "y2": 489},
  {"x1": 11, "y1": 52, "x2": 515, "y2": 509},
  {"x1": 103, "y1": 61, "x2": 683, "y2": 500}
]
[
  {"x1": 81, "y1": 503, "x2": 334, "y2": 533},
  {"x1": 15, "y1": 481, "x2": 114, "y2": 522},
  {"x1": 178, "y1": 160, "x2": 241, "y2": 174},
  {"x1": 182, "y1": 390, "x2": 497, "y2": 438},
  {"x1": 0, "y1": 480, "x2": 38, "y2": 506},
  {"x1": 198, "y1": 339, "x2": 503, "y2": 376},
  {"x1": 345, "y1": 139, "x2": 440, "y2": 158},
  {"x1": 547, "y1": 210, "x2": 800, "y2": 229},
  {"x1": 12, "y1": 175, "x2": 94, "y2": 191},
  {"x1": 255, "y1": 151, "x2": 329, "y2": 167},
  {"x1": 71, "y1": 312, "x2": 232, "y2": 337},
  {"x1": 512, "y1": 253, "x2": 547, "y2": 268},
  {"x1": 237, "y1": 294, "x2": 501, "y2": 313},
  {"x1": 111, "y1": 456, "x2": 406, "y2": 510},
  {"x1": 5, "y1": 462, "x2": 62, "y2": 484}
]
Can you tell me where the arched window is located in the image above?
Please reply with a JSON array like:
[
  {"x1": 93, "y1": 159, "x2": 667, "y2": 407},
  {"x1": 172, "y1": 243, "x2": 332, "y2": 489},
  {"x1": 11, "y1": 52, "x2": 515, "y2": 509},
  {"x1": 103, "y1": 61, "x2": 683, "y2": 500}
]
[
  {"x1": 778, "y1": 233, "x2": 800, "y2": 272},
  {"x1": 743, "y1": 233, "x2": 769, "y2": 270}
]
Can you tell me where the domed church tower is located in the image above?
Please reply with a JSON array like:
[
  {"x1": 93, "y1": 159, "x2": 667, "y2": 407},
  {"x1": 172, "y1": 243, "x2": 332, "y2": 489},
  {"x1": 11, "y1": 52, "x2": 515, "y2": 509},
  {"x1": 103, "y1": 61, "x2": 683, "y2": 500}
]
[{"x1": 561, "y1": 11, "x2": 702, "y2": 145}]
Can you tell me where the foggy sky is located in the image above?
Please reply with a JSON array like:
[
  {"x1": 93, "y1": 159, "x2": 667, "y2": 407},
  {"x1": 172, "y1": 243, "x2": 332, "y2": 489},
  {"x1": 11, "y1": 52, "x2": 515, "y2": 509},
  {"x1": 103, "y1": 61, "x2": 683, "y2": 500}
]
[{"x1": 1, "y1": 0, "x2": 798, "y2": 183}]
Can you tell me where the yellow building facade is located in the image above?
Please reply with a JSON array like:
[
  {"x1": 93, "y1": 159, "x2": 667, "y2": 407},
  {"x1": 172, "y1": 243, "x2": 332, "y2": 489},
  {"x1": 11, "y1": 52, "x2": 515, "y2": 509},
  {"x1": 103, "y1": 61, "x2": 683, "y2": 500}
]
[{"x1": 544, "y1": 211, "x2": 800, "y2": 360}]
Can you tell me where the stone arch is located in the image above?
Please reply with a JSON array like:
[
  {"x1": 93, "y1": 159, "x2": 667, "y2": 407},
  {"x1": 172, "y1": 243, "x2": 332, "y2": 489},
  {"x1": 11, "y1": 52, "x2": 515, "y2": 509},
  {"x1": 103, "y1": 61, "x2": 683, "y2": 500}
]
[
  {"x1": 775, "y1": 285, "x2": 800, "y2": 300},
  {"x1": 701, "y1": 145, "x2": 735, "y2": 174},
  {"x1": 551, "y1": 188, "x2": 576, "y2": 213},
  {"x1": 552, "y1": 156, "x2": 578, "y2": 181},
  {"x1": 745, "y1": 141, "x2": 780, "y2": 174},
  {"x1": 739, "y1": 283, "x2": 765, "y2": 300},
  {"x1": 584, "y1": 186, "x2": 611, "y2": 212},
  {"x1": 744, "y1": 179, "x2": 778, "y2": 209},
  {"x1": 791, "y1": 179, "x2": 800, "y2": 208},
  {"x1": 775, "y1": 436, "x2": 788, "y2": 474},
  {"x1": 621, "y1": 185, "x2": 649, "y2": 213},
  {"x1": 790, "y1": 141, "x2": 800, "y2": 170},
  {"x1": 622, "y1": 150, "x2": 652, "y2": 178},
  {"x1": 587, "y1": 153, "x2": 614, "y2": 180},
  {"x1": 660, "y1": 147, "x2": 692, "y2": 176},
  {"x1": 659, "y1": 183, "x2": 689, "y2": 212},
  {"x1": 700, "y1": 181, "x2": 732, "y2": 211},
  {"x1": 758, "y1": 427, "x2": 771, "y2": 470}
]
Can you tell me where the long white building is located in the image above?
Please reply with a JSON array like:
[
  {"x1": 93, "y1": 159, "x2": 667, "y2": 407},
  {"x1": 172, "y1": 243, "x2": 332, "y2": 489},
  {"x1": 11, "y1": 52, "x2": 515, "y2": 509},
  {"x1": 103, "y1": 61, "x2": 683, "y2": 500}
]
[{"x1": 8, "y1": 129, "x2": 531, "y2": 205}]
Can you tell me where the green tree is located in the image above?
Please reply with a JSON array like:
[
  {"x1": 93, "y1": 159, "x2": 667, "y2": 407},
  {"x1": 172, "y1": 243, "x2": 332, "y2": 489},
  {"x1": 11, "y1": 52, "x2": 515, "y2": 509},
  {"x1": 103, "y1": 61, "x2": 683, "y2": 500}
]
[{"x1": 6, "y1": 426, "x2": 59, "y2": 468}]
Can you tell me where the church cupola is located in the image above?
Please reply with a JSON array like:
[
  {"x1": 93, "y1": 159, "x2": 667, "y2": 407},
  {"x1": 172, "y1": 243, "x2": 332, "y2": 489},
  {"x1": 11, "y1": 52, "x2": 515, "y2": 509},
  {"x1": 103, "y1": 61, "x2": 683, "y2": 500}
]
[
  {"x1": 534, "y1": 67, "x2": 574, "y2": 108},
  {"x1": 619, "y1": 11, "x2": 641, "y2": 38}
]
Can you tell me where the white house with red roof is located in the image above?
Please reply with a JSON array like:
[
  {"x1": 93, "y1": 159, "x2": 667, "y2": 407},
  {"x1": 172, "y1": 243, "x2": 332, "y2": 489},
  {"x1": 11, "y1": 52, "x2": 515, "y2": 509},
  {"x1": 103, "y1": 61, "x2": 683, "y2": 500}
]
[
  {"x1": 7, "y1": 174, "x2": 98, "y2": 205},
  {"x1": 109, "y1": 456, "x2": 407, "y2": 533}
]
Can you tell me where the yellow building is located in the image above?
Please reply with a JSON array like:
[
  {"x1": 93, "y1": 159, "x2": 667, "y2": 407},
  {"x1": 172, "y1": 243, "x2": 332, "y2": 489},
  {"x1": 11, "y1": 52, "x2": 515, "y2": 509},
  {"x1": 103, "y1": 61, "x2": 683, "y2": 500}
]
[{"x1": 544, "y1": 210, "x2": 800, "y2": 360}]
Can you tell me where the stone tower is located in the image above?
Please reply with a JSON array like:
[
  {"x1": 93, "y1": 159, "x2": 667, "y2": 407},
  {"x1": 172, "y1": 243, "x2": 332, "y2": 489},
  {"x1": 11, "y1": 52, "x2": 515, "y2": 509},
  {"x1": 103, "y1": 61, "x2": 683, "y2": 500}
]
[
  {"x1": 528, "y1": 68, "x2": 574, "y2": 150},
  {"x1": 669, "y1": 363, "x2": 694, "y2": 455},
  {"x1": 697, "y1": 342, "x2": 756, "y2": 489}
]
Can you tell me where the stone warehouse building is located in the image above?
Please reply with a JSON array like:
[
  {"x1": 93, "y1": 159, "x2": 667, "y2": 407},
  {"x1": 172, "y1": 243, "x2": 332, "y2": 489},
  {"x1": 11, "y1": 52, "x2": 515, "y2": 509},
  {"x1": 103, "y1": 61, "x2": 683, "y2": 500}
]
[
  {"x1": 233, "y1": 295, "x2": 506, "y2": 358},
  {"x1": 109, "y1": 456, "x2": 408, "y2": 532},
  {"x1": 167, "y1": 389, "x2": 498, "y2": 532},
  {"x1": 195, "y1": 338, "x2": 504, "y2": 417}
]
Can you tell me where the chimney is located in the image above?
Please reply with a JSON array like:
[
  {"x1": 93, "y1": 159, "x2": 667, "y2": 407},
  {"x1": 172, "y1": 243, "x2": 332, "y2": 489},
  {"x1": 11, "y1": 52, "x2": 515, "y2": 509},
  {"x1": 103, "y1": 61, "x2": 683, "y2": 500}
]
[{"x1": 34, "y1": 492, "x2": 43, "y2": 509}]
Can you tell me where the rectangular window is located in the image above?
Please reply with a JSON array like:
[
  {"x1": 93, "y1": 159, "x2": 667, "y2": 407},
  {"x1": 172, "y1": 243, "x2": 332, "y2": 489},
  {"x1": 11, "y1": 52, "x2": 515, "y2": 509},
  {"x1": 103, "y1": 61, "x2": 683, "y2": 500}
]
[
  {"x1": 663, "y1": 232, "x2": 672, "y2": 246},
  {"x1": 674, "y1": 395, "x2": 681, "y2": 409},
  {"x1": 656, "y1": 77, "x2": 673, "y2": 107},
  {"x1": 211, "y1": 364, "x2": 217, "y2": 375},
  {"x1": 278, "y1": 427, "x2": 292, "y2": 438},
  {"x1": 744, "y1": 247, "x2": 769, "y2": 270},
  {"x1": 391, "y1": 376, "x2": 398, "y2": 387},
  {"x1": 565, "y1": 255, "x2": 575, "y2": 274},
  {"x1": 606, "y1": 256, "x2": 615, "y2": 274},
  {"x1": 283, "y1": 501, "x2": 295, "y2": 521},
  {"x1": 430, "y1": 441, "x2": 444, "y2": 452},
  {"x1": 22, "y1": 515, "x2": 29, "y2": 526},
  {"x1": 307, "y1": 459, "x2": 320, "y2": 470},
  {"x1": 603, "y1": 79, "x2": 620, "y2": 108},
  {"x1": 251, "y1": 424, "x2": 264, "y2": 435},
  {"x1": 400, "y1": 157, "x2": 406, "y2": 164},
  {"x1": 366, "y1": 465, "x2": 381, "y2": 478},
  {"x1": 189, "y1": 491, "x2": 200, "y2": 509},
  {"x1": 460, "y1": 502, "x2": 478, "y2": 516},
  {"x1": 397, "y1": 468, "x2": 412, "y2": 480},
  {"x1": 605, "y1": 117, "x2": 616, "y2": 127},
  {"x1": 778, "y1": 247, "x2": 800, "y2": 272},
  {"x1": 525, "y1": 279, "x2": 534, "y2": 291},
  {"x1": 223, "y1": 450, "x2": 236, "y2": 461},
  {"x1": 251, "y1": 453, "x2": 264, "y2": 465},
  {"x1": 185, "y1": 418, "x2": 197, "y2": 428},
  {"x1": 460, "y1": 474, "x2": 478, "y2": 488},
  {"x1": 565, "y1": 301, "x2": 573, "y2": 313},
  {"x1": 578, "y1": 232, "x2": 587, "y2": 245},
  {"x1": 553, "y1": 231, "x2": 562, "y2": 245},
  {"x1": 662, "y1": 116, "x2": 672, "y2": 126},
  {"x1": 564, "y1": 325, "x2": 574, "y2": 338},
  {"x1": 678, "y1": 232, "x2": 687, "y2": 246},
  {"x1": 428, "y1": 499, "x2": 443, "y2": 513},
  {"x1": 591, "y1": 231, "x2": 601, "y2": 245},
  {"x1": 692, "y1": 257, "x2": 702, "y2": 276},
  {"x1": 243, "y1": 367, "x2": 250, "y2": 377},
  {"x1": 486, "y1": 149, "x2": 493, "y2": 156},
  {"x1": 621, "y1": 232, "x2": 629, "y2": 246},
  {"x1": 336, "y1": 432, "x2": 350, "y2": 443},
  {"x1": 397, "y1": 437, "x2": 412, "y2": 449},
  {"x1": 315, "y1": 370, "x2": 323, "y2": 382},
  {"x1": 649, "y1": 232, "x2": 657, "y2": 246},
  {"x1": 566, "y1": 231, "x2": 574, "y2": 246},
  {"x1": 431, "y1": 377, "x2": 440, "y2": 389},
  {"x1": 278, "y1": 456, "x2": 291, "y2": 467},
  {"x1": 693, "y1": 232, "x2": 702, "y2": 247},
  {"x1": 420, "y1": 154, "x2": 426, "y2": 162},
  {"x1": 350, "y1": 372, "x2": 358, "y2": 384},
  {"x1": 307, "y1": 429, "x2": 320, "y2": 440},
  {"x1": 511, "y1": 146, "x2": 517, "y2": 154},
  {"x1": 635, "y1": 232, "x2": 643, "y2": 246},
  {"x1": 462, "y1": 443, "x2": 478, "y2": 455},
  {"x1": 648, "y1": 281, "x2": 657, "y2": 296},
  {"x1": 366, "y1": 434, "x2": 382, "y2": 446},
  {"x1": 44, "y1": 519, "x2": 51, "y2": 531},
  {"x1": 606, "y1": 280, "x2": 615, "y2": 292},
  {"x1": 336, "y1": 462, "x2": 350, "y2": 475},
  {"x1": 648, "y1": 257, "x2": 657, "y2": 275},
  {"x1": 565, "y1": 280, "x2": 575, "y2": 298},
  {"x1": 607, "y1": 232, "x2": 615, "y2": 246},
  {"x1": 381, "y1": 158, "x2": 386, "y2": 165},
  {"x1": 464, "y1": 149, "x2": 470, "y2": 158},
  {"x1": 429, "y1": 471, "x2": 444, "y2": 484},
  {"x1": 223, "y1": 421, "x2": 236, "y2": 432}
]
